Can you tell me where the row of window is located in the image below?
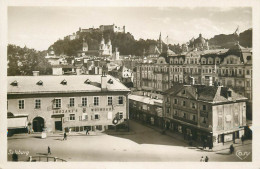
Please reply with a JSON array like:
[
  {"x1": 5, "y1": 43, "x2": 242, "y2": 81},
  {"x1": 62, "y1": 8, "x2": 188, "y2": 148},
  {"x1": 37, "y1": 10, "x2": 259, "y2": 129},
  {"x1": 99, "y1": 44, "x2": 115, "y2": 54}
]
[
  {"x1": 17, "y1": 96, "x2": 124, "y2": 110},
  {"x1": 138, "y1": 66, "x2": 251, "y2": 75},
  {"x1": 67, "y1": 112, "x2": 124, "y2": 121},
  {"x1": 172, "y1": 98, "x2": 207, "y2": 110}
]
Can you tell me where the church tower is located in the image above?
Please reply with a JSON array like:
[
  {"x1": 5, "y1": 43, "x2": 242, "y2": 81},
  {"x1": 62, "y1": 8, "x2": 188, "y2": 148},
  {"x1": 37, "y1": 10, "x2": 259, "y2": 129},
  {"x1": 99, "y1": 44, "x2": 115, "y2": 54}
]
[
  {"x1": 100, "y1": 34, "x2": 105, "y2": 50},
  {"x1": 107, "y1": 36, "x2": 112, "y2": 55},
  {"x1": 158, "y1": 32, "x2": 163, "y2": 53},
  {"x1": 82, "y1": 37, "x2": 88, "y2": 51}
]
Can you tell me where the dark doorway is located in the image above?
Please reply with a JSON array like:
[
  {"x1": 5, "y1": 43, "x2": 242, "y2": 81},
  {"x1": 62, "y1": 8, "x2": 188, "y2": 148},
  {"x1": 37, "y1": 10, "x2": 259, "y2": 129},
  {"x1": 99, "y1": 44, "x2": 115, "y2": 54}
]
[
  {"x1": 55, "y1": 121, "x2": 62, "y2": 131},
  {"x1": 33, "y1": 117, "x2": 44, "y2": 132}
]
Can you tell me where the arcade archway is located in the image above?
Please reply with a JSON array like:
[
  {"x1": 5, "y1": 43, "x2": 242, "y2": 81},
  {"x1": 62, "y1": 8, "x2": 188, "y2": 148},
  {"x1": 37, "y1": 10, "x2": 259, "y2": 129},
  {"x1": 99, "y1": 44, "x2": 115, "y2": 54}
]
[{"x1": 32, "y1": 117, "x2": 44, "y2": 132}]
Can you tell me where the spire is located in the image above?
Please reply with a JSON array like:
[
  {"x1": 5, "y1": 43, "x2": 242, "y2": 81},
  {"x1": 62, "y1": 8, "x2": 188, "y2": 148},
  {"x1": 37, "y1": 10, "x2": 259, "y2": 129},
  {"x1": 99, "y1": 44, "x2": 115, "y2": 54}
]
[
  {"x1": 107, "y1": 35, "x2": 111, "y2": 45},
  {"x1": 101, "y1": 33, "x2": 105, "y2": 44},
  {"x1": 158, "y1": 32, "x2": 162, "y2": 53}
]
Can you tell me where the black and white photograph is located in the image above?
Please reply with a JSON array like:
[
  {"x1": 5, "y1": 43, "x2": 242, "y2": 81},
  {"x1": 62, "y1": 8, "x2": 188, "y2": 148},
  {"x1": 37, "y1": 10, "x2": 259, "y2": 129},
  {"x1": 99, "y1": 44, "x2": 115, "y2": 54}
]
[{"x1": 1, "y1": 0, "x2": 260, "y2": 168}]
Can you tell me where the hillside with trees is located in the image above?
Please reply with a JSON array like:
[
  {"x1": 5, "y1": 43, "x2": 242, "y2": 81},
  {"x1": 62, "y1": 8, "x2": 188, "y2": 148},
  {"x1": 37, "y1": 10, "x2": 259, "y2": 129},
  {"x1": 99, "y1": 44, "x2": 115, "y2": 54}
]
[
  {"x1": 8, "y1": 45, "x2": 52, "y2": 76},
  {"x1": 7, "y1": 28, "x2": 252, "y2": 76},
  {"x1": 50, "y1": 28, "x2": 252, "y2": 56},
  {"x1": 51, "y1": 30, "x2": 173, "y2": 56},
  {"x1": 208, "y1": 28, "x2": 252, "y2": 49}
]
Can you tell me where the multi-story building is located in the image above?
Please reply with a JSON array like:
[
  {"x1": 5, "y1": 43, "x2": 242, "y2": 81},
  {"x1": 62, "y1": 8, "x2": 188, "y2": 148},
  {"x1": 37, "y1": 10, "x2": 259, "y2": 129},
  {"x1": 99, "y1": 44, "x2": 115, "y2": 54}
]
[
  {"x1": 129, "y1": 94, "x2": 164, "y2": 129},
  {"x1": 78, "y1": 24, "x2": 125, "y2": 34},
  {"x1": 134, "y1": 42, "x2": 252, "y2": 118},
  {"x1": 99, "y1": 24, "x2": 125, "y2": 33},
  {"x1": 163, "y1": 84, "x2": 247, "y2": 147},
  {"x1": 45, "y1": 46, "x2": 63, "y2": 66},
  {"x1": 7, "y1": 74, "x2": 130, "y2": 133}
]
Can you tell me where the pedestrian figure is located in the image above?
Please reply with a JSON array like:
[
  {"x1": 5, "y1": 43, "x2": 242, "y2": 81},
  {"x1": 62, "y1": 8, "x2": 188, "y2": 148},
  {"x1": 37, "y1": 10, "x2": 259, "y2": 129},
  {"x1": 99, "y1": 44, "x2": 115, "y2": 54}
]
[
  {"x1": 203, "y1": 140, "x2": 206, "y2": 149},
  {"x1": 63, "y1": 132, "x2": 67, "y2": 140},
  {"x1": 48, "y1": 146, "x2": 51, "y2": 155},
  {"x1": 230, "y1": 144, "x2": 234, "y2": 154},
  {"x1": 205, "y1": 156, "x2": 209, "y2": 162},
  {"x1": 200, "y1": 156, "x2": 204, "y2": 162},
  {"x1": 209, "y1": 143, "x2": 213, "y2": 151},
  {"x1": 12, "y1": 152, "x2": 18, "y2": 162},
  {"x1": 241, "y1": 135, "x2": 245, "y2": 145},
  {"x1": 69, "y1": 128, "x2": 71, "y2": 134},
  {"x1": 86, "y1": 128, "x2": 89, "y2": 135}
]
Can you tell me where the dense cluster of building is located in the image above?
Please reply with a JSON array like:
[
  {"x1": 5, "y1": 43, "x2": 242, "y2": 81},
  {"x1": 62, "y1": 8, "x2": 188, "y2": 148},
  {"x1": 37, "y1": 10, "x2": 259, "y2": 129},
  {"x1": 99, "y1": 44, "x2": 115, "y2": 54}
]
[
  {"x1": 133, "y1": 40, "x2": 252, "y2": 117},
  {"x1": 128, "y1": 33, "x2": 252, "y2": 147},
  {"x1": 8, "y1": 28, "x2": 253, "y2": 148}
]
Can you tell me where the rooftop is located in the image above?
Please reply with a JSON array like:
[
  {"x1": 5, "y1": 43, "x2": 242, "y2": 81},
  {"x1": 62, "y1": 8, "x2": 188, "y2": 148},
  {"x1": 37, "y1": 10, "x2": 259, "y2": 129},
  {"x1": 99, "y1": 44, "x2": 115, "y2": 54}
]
[
  {"x1": 8, "y1": 75, "x2": 130, "y2": 94},
  {"x1": 129, "y1": 94, "x2": 163, "y2": 105},
  {"x1": 164, "y1": 84, "x2": 247, "y2": 103}
]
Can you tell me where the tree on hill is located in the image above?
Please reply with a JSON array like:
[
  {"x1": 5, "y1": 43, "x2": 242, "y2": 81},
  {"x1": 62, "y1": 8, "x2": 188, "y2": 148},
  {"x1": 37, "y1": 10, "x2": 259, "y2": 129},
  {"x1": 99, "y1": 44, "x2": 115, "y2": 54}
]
[
  {"x1": 49, "y1": 28, "x2": 252, "y2": 56},
  {"x1": 208, "y1": 28, "x2": 252, "y2": 49},
  {"x1": 8, "y1": 44, "x2": 52, "y2": 76}
]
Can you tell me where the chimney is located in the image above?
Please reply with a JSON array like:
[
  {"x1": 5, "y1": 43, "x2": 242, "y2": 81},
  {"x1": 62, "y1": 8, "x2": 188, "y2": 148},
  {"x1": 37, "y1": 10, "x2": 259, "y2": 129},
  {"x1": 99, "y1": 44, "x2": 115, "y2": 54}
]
[
  {"x1": 33, "y1": 71, "x2": 39, "y2": 76},
  {"x1": 209, "y1": 76, "x2": 213, "y2": 86},
  {"x1": 101, "y1": 73, "x2": 107, "y2": 91}
]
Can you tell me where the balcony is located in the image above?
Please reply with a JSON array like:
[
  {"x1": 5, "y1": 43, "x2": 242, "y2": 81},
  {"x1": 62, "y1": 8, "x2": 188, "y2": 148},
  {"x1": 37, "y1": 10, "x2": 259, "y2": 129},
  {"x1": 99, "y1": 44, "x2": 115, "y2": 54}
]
[
  {"x1": 218, "y1": 73, "x2": 245, "y2": 78},
  {"x1": 173, "y1": 115, "x2": 198, "y2": 125},
  {"x1": 154, "y1": 70, "x2": 168, "y2": 74},
  {"x1": 165, "y1": 102, "x2": 171, "y2": 107},
  {"x1": 47, "y1": 105, "x2": 61, "y2": 111}
]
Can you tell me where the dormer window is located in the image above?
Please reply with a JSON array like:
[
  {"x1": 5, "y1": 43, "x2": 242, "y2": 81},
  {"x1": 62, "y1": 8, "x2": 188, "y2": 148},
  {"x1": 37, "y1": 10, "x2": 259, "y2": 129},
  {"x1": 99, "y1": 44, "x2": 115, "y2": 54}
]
[
  {"x1": 84, "y1": 79, "x2": 91, "y2": 84},
  {"x1": 61, "y1": 79, "x2": 67, "y2": 85},
  {"x1": 36, "y1": 80, "x2": 43, "y2": 86},
  {"x1": 11, "y1": 80, "x2": 18, "y2": 86},
  {"x1": 227, "y1": 91, "x2": 232, "y2": 97},
  {"x1": 182, "y1": 90, "x2": 186, "y2": 94},
  {"x1": 108, "y1": 79, "x2": 113, "y2": 84}
]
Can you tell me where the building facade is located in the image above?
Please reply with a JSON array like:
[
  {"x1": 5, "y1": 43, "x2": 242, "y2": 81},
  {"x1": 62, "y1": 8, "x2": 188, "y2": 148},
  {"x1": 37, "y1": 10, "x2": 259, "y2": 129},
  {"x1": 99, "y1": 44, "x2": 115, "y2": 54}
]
[
  {"x1": 129, "y1": 94, "x2": 164, "y2": 129},
  {"x1": 163, "y1": 84, "x2": 247, "y2": 147},
  {"x1": 7, "y1": 74, "x2": 130, "y2": 133},
  {"x1": 134, "y1": 42, "x2": 252, "y2": 118}
]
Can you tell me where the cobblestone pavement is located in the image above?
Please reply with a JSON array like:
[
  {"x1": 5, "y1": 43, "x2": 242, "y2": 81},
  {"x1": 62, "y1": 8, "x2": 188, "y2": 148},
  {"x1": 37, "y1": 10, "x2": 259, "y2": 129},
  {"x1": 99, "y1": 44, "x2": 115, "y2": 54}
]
[{"x1": 7, "y1": 120, "x2": 252, "y2": 162}]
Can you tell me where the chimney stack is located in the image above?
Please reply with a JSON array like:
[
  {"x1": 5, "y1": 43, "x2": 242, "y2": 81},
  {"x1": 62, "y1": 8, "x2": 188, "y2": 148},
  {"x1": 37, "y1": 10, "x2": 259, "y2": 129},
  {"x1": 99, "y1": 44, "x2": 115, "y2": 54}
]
[
  {"x1": 32, "y1": 71, "x2": 39, "y2": 76},
  {"x1": 101, "y1": 70, "x2": 107, "y2": 90}
]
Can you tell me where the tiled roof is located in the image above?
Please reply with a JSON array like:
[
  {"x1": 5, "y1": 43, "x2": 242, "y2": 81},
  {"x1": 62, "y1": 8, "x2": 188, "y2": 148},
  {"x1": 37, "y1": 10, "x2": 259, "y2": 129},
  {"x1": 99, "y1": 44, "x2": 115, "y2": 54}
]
[
  {"x1": 163, "y1": 84, "x2": 247, "y2": 103},
  {"x1": 8, "y1": 75, "x2": 130, "y2": 94},
  {"x1": 163, "y1": 83, "x2": 184, "y2": 95}
]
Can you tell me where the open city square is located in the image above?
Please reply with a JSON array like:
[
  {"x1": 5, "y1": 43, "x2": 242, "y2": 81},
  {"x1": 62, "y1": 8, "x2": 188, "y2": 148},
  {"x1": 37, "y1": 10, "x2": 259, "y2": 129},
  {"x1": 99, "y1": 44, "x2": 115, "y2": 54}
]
[{"x1": 5, "y1": 5, "x2": 254, "y2": 165}]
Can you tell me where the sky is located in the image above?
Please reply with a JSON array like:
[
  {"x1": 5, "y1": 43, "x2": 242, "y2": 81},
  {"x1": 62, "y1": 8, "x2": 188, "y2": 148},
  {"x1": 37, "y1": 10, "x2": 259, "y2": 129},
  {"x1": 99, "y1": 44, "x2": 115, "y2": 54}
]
[{"x1": 8, "y1": 7, "x2": 252, "y2": 51}]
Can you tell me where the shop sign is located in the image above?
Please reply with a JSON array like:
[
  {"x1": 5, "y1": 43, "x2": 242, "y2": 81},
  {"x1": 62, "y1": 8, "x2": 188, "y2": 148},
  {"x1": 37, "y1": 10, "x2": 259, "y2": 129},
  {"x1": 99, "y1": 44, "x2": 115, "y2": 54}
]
[
  {"x1": 53, "y1": 109, "x2": 78, "y2": 114},
  {"x1": 224, "y1": 133, "x2": 233, "y2": 142}
]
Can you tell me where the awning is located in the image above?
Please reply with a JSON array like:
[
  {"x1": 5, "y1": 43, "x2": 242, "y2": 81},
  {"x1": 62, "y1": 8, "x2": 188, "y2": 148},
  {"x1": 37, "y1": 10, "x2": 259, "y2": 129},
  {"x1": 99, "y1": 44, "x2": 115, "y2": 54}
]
[{"x1": 8, "y1": 117, "x2": 28, "y2": 129}]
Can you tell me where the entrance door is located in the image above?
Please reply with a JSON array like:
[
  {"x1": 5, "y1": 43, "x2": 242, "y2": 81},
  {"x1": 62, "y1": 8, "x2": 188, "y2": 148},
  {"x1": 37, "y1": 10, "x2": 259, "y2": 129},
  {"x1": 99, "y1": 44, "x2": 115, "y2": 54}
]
[
  {"x1": 55, "y1": 121, "x2": 62, "y2": 131},
  {"x1": 32, "y1": 117, "x2": 44, "y2": 132}
]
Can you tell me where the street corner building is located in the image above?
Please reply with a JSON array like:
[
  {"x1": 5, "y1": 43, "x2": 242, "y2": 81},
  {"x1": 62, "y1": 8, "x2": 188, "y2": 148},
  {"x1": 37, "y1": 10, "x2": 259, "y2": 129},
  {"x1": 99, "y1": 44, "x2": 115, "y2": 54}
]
[
  {"x1": 129, "y1": 94, "x2": 164, "y2": 129},
  {"x1": 163, "y1": 84, "x2": 247, "y2": 147},
  {"x1": 7, "y1": 74, "x2": 130, "y2": 134}
]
